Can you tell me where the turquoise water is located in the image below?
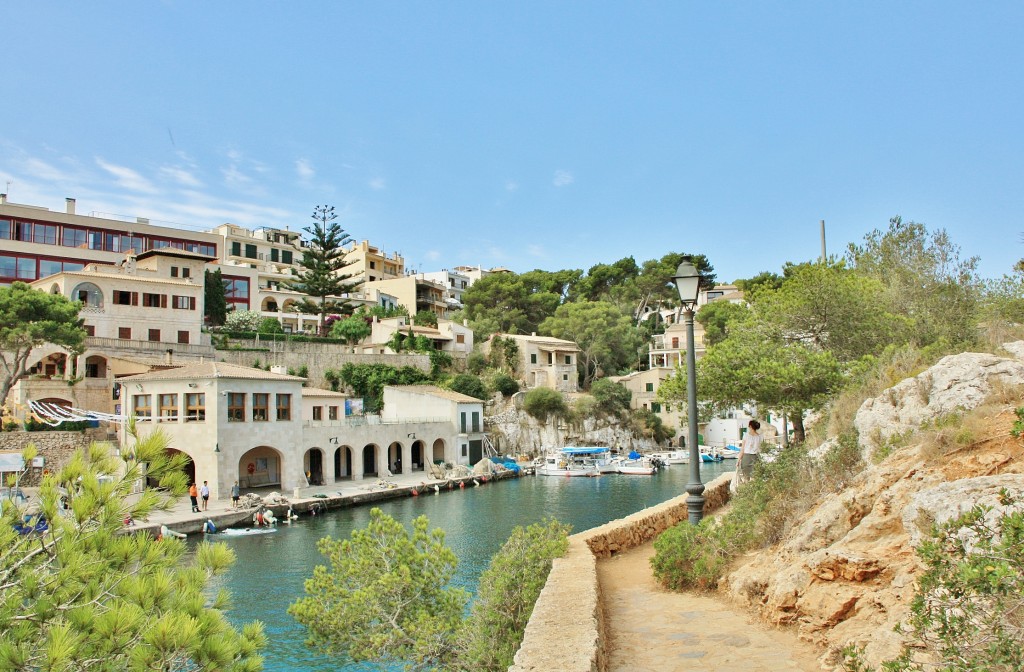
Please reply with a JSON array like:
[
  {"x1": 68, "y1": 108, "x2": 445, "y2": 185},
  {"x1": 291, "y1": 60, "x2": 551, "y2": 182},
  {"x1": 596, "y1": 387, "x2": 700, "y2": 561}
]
[{"x1": 205, "y1": 461, "x2": 732, "y2": 671}]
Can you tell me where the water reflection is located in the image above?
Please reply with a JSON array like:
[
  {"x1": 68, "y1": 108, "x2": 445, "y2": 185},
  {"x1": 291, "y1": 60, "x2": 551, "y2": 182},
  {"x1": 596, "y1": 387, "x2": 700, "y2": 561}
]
[{"x1": 204, "y1": 461, "x2": 732, "y2": 671}]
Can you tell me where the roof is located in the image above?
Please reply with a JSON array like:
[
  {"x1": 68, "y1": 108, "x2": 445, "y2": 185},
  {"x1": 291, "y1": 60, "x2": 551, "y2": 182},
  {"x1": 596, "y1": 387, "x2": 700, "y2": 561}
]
[
  {"x1": 711, "y1": 290, "x2": 745, "y2": 302},
  {"x1": 493, "y1": 333, "x2": 580, "y2": 351},
  {"x1": 33, "y1": 271, "x2": 200, "y2": 287},
  {"x1": 137, "y1": 249, "x2": 216, "y2": 262},
  {"x1": 385, "y1": 385, "x2": 483, "y2": 404},
  {"x1": 118, "y1": 361, "x2": 306, "y2": 383},
  {"x1": 301, "y1": 388, "x2": 349, "y2": 398}
]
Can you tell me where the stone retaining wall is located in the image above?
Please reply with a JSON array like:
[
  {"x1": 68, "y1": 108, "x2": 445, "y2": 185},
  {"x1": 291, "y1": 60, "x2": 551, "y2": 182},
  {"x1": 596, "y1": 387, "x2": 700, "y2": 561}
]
[
  {"x1": 0, "y1": 429, "x2": 110, "y2": 485},
  {"x1": 215, "y1": 349, "x2": 433, "y2": 389},
  {"x1": 509, "y1": 472, "x2": 734, "y2": 672}
]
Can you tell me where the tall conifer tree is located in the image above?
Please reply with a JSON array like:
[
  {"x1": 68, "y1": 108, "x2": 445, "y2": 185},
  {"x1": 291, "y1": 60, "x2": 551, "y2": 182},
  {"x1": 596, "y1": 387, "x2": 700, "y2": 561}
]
[{"x1": 287, "y1": 205, "x2": 360, "y2": 335}]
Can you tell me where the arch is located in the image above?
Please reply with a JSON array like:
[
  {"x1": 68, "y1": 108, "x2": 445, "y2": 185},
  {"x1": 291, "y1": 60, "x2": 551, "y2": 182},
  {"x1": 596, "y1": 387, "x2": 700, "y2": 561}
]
[
  {"x1": 70, "y1": 282, "x2": 103, "y2": 309},
  {"x1": 333, "y1": 445, "x2": 354, "y2": 480},
  {"x1": 362, "y1": 444, "x2": 380, "y2": 477},
  {"x1": 261, "y1": 296, "x2": 279, "y2": 312},
  {"x1": 84, "y1": 355, "x2": 107, "y2": 379},
  {"x1": 49, "y1": 283, "x2": 61, "y2": 295},
  {"x1": 239, "y1": 446, "x2": 284, "y2": 488},
  {"x1": 303, "y1": 447, "x2": 325, "y2": 486},
  {"x1": 150, "y1": 447, "x2": 195, "y2": 489},
  {"x1": 281, "y1": 299, "x2": 299, "y2": 313},
  {"x1": 387, "y1": 441, "x2": 404, "y2": 474},
  {"x1": 410, "y1": 440, "x2": 425, "y2": 472},
  {"x1": 431, "y1": 439, "x2": 446, "y2": 466},
  {"x1": 35, "y1": 352, "x2": 68, "y2": 378}
]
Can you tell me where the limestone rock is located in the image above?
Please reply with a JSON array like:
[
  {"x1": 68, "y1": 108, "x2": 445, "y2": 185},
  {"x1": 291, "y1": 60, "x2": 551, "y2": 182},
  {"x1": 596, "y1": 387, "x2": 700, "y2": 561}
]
[
  {"x1": 901, "y1": 473, "x2": 1024, "y2": 546},
  {"x1": 854, "y1": 351, "x2": 1024, "y2": 459}
]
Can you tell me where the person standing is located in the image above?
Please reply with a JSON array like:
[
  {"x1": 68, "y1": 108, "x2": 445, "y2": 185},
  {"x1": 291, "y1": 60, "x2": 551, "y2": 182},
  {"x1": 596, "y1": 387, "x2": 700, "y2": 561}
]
[
  {"x1": 200, "y1": 481, "x2": 210, "y2": 511},
  {"x1": 231, "y1": 480, "x2": 241, "y2": 508},
  {"x1": 188, "y1": 482, "x2": 200, "y2": 513},
  {"x1": 738, "y1": 419, "x2": 763, "y2": 482}
]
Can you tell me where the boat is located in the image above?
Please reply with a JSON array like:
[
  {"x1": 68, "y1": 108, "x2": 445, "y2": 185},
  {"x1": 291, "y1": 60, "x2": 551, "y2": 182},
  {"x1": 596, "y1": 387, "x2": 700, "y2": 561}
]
[
  {"x1": 219, "y1": 528, "x2": 276, "y2": 536},
  {"x1": 536, "y1": 447, "x2": 604, "y2": 477},
  {"x1": 720, "y1": 445, "x2": 741, "y2": 460},
  {"x1": 698, "y1": 445, "x2": 725, "y2": 463},
  {"x1": 610, "y1": 450, "x2": 657, "y2": 475},
  {"x1": 650, "y1": 450, "x2": 688, "y2": 465}
]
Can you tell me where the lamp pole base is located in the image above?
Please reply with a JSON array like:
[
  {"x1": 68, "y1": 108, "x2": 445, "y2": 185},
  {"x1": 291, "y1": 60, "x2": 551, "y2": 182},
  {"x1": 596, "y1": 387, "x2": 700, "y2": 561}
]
[{"x1": 686, "y1": 482, "x2": 705, "y2": 525}]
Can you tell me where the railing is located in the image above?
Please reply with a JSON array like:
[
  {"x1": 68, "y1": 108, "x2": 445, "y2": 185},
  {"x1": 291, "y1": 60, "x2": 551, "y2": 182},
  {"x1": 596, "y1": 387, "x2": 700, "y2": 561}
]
[
  {"x1": 303, "y1": 415, "x2": 450, "y2": 428},
  {"x1": 84, "y1": 336, "x2": 215, "y2": 354}
]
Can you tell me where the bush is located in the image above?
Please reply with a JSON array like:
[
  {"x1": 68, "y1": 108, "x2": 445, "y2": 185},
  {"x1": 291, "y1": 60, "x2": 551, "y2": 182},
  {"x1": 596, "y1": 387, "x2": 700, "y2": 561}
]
[
  {"x1": 449, "y1": 373, "x2": 488, "y2": 400},
  {"x1": 590, "y1": 378, "x2": 632, "y2": 416},
  {"x1": 24, "y1": 418, "x2": 90, "y2": 432},
  {"x1": 224, "y1": 309, "x2": 263, "y2": 332},
  {"x1": 466, "y1": 352, "x2": 487, "y2": 375},
  {"x1": 2, "y1": 420, "x2": 19, "y2": 432},
  {"x1": 522, "y1": 388, "x2": 568, "y2": 423},
  {"x1": 489, "y1": 372, "x2": 520, "y2": 397},
  {"x1": 257, "y1": 317, "x2": 284, "y2": 334},
  {"x1": 429, "y1": 350, "x2": 453, "y2": 376}
]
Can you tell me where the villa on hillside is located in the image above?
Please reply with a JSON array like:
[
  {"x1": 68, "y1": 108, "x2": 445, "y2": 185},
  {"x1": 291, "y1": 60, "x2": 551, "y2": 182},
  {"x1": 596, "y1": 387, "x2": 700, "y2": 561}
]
[
  {"x1": 482, "y1": 333, "x2": 581, "y2": 393},
  {"x1": 118, "y1": 362, "x2": 482, "y2": 500},
  {"x1": 359, "y1": 315, "x2": 474, "y2": 356}
]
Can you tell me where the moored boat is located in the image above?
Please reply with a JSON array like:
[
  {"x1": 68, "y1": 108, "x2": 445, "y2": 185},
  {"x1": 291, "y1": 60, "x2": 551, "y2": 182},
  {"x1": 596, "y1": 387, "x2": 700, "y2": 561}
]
[
  {"x1": 650, "y1": 450, "x2": 688, "y2": 465},
  {"x1": 536, "y1": 447, "x2": 604, "y2": 477}
]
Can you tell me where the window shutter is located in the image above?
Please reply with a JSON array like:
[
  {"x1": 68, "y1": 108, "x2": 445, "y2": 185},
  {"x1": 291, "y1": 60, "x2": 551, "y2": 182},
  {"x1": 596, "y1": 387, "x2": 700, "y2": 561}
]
[
  {"x1": 161, "y1": 294, "x2": 167, "y2": 308},
  {"x1": 190, "y1": 297, "x2": 196, "y2": 310},
  {"x1": 131, "y1": 292, "x2": 138, "y2": 306}
]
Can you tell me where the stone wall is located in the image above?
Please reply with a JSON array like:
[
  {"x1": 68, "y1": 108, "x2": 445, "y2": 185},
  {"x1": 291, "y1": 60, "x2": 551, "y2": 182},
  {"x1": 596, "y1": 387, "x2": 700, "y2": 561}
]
[
  {"x1": 509, "y1": 472, "x2": 734, "y2": 672},
  {"x1": 0, "y1": 429, "x2": 109, "y2": 485},
  {"x1": 215, "y1": 348, "x2": 432, "y2": 389}
]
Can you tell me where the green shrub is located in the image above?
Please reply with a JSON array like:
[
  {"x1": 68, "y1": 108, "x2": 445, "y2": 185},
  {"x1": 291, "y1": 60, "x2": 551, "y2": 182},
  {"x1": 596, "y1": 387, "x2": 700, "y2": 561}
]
[
  {"x1": 429, "y1": 350, "x2": 453, "y2": 376},
  {"x1": 522, "y1": 388, "x2": 568, "y2": 423},
  {"x1": 466, "y1": 352, "x2": 487, "y2": 375},
  {"x1": 257, "y1": 317, "x2": 284, "y2": 334},
  {"x1": 590, "y1": 378, "x2": 632, "y2": 416},
  {"x1": 24, "y1": 418, "x2": 90, "y2": 432},
  {"x1": 2, "y1": 420, "x2": 19, "y2": 432},
  {"x1": 449, "y1": 373, "x2": 488, "y2": 400},
  {"x1": 489, "y1": 372, "x2": 520, "y2": 397}
]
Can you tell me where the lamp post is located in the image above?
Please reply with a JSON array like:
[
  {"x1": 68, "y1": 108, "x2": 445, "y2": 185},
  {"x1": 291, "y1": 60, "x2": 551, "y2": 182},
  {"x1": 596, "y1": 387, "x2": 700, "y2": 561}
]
[{"x1": 672, "y1": 259, "x2": 704, "y2": 524}]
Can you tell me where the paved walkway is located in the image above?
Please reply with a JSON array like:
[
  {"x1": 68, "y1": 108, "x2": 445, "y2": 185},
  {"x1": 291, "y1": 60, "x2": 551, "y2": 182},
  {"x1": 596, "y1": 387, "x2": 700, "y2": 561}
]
[{"x1": 598, "y1": 543, "x2": 828, "y2": 672}]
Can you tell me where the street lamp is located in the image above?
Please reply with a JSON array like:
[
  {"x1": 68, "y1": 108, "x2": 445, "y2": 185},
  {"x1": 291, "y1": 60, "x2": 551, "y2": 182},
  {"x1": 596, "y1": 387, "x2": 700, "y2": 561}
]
[{"x1": 672, "y1": 259, "x2": 704, "y2": 524}]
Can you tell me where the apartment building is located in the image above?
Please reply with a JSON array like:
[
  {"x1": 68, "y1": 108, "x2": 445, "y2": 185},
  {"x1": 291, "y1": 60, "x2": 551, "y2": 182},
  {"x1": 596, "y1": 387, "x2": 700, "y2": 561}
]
[
  {"x1": 361, "y1": 276, "x2": 450, "y2": 318},
  {"x1": 343, "y1": 240, "x2": 405, "y2": 283},
  {"x1": 419, "y1": 268, "x2": 471, "y2": 309},
  {"x1": 361, "y1": 315, "x2": 474, "y2": 356}
]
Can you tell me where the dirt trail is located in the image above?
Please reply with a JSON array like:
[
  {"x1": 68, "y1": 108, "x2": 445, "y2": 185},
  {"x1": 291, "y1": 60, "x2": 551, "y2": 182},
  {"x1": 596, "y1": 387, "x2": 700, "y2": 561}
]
[{"x1": 598, "y1": 543, "x2": 829, "y2": 672}]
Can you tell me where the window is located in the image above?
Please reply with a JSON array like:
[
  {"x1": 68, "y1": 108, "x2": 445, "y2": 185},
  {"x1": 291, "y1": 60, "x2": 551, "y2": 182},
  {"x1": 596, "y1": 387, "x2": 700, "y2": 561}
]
[
  {"x1": 245, "y1": 244, "x2": 257, "y2": 259},
  {"x1": 158, "y1": 393, "x2": 178, "y2": 420},
  {"x1": 33, "y1": 224, "x2": 58, "y2": 245},
  {"x1": 113, "y1": 291, "x2": 137, "y2": 306},
  {"x1": 312, "y1": 406, "x2": 322, "y2": 421},
  {"x1": 563, "y1": 374, "x2": 569, "y2": 381},
  {"x1": 17, "y1": 257, "x2": 35, "y2": 279},
  {"x1": 270, "y1": 248, "x2": 279, "y2": 262},
  {"x1": 142, "y1": 293, "x2": 165, "y2": 307},
  {"x1": 276, "y1": 394, "x2": 291, "y2": 421},
  {"x1": 170, "y1": 267, "x2": 179, "y2": 278},
  {"x1": 548, "y1": 353, "x2": 553, "y2": 365},
  {"x1": 671, "y1": 337, "x2": 679, "y2": 349},
  {"x1": 565, "y1": 355, "x2": 572, "y2": 365},
  {"x1": 651, "y1": 402, "x2": 662, "y2": 413},
  {"x1": 471, "y1": 411, "x2": 480, "y2": 433},
  {"x1": 223, "y1": 277, "x2": 250, "y2": 300},
  {"x1": 252, "y1": 393, "x2": 269, "y2": 421},
  {"x1": 118, "y1": 327, "x2": 131, "y2": 340},
  {"x1": 0, "y1": 255, "x2": 16, "y2": 279},
  {"x1": 0, "y1": 219, "x2": 10, "y2": 239},
  {"x1": 456, "y1": 334, "x2": 465, "y2": 344},
  {"x1": 39, "y1": 260, "x2": 63, "y2": 278},
  {"x1": 133, "y1": 394, "x2": 151, "y2": 419},
  {"x1": 369, "y1": 261, "x2": 376, "y2": 269},
  {"x1": 177, "y1": 330, "x2": 190, "y2": 344},
  {"x1": 62, "y1": 226, "x2": 88, "y2": 248},
  {"x1": 231, "y1": 241, "x2": 241, "y2": 256},
  {"x1": 227, "y1": 393, "x2": 245, "y2": 421},
  {"x1": 185, "y1": 393, "x2": 205, "y2": 422},
  {"x1": 461, "y1": 444, "x2": 468, "y2": 457},
  {"x1": 460, "y1": 412, "x2": 467, "y2": 433},
  {"x1": 645, "y1": 382, "x2": 654, "y2": 392},
  {"x1": 530, "y1": 353, "x2": 537, "y2": 364},
  {"x1": 172, "y1": 295, "x2": 196, "y2": 310},
  {"x1": 148, "y1": 329, "x2": 160, "y2": 341},
  {"x1": 282, "y1": 250, "x2": 293, "y2": 264},
  {"x1": 84, "y1": 325, "x2": 95, "y2": 336},
  {"x1": 182, "y1": 267, "x2": 190, "y2": 278},
  {"x1": 328, "y1": 405, "x2": 338, "y2": 420}
]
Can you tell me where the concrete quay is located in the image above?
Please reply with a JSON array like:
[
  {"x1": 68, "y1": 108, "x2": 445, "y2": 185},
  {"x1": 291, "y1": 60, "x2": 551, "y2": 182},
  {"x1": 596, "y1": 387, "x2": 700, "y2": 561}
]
[{"x1": 132, "y1": 468, "x2": 519, "y2": 536}]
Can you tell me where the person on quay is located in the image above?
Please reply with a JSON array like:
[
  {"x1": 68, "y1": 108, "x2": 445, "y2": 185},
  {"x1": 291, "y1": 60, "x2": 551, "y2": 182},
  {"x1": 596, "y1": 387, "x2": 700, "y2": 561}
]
[
  {"x1": 188, "y1": 482, "x2": 200, "y2": 513},
  {"x1": 737, "y1": 419, "x2": 763, "y2": 482}
]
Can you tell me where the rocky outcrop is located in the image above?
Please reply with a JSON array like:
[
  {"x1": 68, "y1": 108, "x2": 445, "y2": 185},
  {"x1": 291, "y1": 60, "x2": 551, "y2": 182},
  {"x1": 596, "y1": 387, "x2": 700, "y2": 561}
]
[{"x1": 721, "y1": 343, "x2": 1024, "y2": 669}]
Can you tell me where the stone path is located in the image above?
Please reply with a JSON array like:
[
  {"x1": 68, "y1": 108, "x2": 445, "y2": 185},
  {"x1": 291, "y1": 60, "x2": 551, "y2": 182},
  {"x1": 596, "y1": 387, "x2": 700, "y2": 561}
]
[{"x1": 598, "y1": 543, "x2": 828, "y2": 672}]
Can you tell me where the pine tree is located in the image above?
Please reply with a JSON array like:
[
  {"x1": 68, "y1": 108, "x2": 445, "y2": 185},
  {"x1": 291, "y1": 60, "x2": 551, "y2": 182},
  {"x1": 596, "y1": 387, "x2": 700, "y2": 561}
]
[{"x1": 286, "y1": 205, "x2": 360, "y2": 335}]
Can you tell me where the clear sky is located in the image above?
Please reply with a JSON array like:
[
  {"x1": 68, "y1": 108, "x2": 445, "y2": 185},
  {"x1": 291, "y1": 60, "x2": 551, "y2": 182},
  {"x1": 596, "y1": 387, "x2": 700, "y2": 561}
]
[{"x1": 2, "y1": 2, "x2": 1022, "y2": 282}]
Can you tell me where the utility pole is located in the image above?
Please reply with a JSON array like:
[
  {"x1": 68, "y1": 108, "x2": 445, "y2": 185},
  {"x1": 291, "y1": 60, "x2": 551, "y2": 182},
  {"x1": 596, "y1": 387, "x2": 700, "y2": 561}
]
[{"x1": 820, "y1": 220, "x2": 827, "y2": 263}]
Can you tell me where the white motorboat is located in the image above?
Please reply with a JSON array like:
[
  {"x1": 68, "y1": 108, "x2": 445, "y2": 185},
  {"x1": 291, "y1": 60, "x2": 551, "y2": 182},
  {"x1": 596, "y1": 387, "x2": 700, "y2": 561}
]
[
  {"x1": 536, "y1": 447, "x2": 603, "y2": 477},
  {"x1": 720, "y1": 445, "x2": 741, "y2": 460},
  {"x1": 650, "y1": 450, "x2": 688, "y2": 465},
  {"x1": 611, "y1": 451, "x2": 658, "y2": 475}
]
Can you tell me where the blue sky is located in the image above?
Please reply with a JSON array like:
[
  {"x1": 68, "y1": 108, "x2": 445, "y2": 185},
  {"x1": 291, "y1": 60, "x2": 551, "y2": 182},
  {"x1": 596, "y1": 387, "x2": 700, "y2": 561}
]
[{"x1": 2, "y1": 2, "x2": 1022, "y2": 282}]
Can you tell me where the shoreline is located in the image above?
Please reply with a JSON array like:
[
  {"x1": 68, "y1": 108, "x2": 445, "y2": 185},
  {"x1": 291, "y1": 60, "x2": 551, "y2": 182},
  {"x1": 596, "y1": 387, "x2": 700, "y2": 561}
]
[{"x1": 132, "y1": 468, "x2": 521, "y2": 536}]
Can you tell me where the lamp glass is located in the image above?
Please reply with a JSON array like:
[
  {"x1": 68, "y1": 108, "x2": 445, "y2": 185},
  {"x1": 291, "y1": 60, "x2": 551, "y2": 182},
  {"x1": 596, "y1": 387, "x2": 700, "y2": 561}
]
[{"x1": 673, "y1": 261, "x2": 700, "y2": 307}]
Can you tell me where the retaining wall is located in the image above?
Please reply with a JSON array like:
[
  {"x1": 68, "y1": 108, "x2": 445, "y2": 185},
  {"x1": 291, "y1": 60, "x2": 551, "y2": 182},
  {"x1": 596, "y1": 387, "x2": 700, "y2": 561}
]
[
  {"x1": 0, "y1": 429, "x2": 112, "y2": 485},
  {"x1": 508, "y1": 471, "x2": 734, "y2": 672},
  {"x1": 215, "y1": 348, "x2": 433, "y2": 389}
]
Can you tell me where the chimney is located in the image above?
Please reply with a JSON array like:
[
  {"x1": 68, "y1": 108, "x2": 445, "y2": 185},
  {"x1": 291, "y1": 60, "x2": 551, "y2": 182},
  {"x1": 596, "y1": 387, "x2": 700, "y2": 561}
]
[
  {"x1": 66, "y1": 198, "x2": 76, "y2": 214},
  {"x1": 0, "y1": 193, "x2": 6, "y2": 204},
  {"x1": 165, "y1": 349, "x2": 173, "y2": 365}
]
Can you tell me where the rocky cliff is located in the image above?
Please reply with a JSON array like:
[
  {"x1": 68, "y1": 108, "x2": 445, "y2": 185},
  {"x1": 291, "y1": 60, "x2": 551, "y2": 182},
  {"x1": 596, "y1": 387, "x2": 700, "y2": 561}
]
[{"x1": 720, "y1": 343, "x2": 1024, "y2": 668}]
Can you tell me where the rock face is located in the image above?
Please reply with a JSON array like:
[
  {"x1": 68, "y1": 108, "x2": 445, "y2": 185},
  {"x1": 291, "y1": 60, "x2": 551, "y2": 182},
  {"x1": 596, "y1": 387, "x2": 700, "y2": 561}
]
[{"x1": 721, "y1": 343, "x2": 1024, "y2": 669}]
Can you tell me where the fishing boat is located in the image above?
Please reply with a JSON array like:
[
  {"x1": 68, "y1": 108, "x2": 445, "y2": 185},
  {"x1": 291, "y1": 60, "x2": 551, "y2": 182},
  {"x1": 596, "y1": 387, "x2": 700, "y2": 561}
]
[
  {"x1": 610, "y1": 451, "x2": 658, "y2": 475},
  {"x1": 699, "y1": 445, "x2": 725, "y2": 462},
  {"x1": 720, "y1": 445, "x2": 741, "y2": 460},
  {"x1": 536, "y1": 447, "x2": 603, "y2": 477}
]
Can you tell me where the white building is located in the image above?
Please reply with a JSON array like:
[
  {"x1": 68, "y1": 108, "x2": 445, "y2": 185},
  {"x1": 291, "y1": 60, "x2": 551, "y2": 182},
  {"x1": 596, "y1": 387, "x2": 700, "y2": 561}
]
[{"x1": 118, "y1": 362, "x2": 483, "y2": 500}]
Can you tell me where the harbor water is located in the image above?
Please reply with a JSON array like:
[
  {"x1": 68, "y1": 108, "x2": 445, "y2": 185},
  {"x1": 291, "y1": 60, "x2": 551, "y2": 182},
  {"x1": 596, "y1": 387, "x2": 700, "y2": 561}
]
[{"x1": 206, "y1": 460, "x2": 732, "y2": 671}]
